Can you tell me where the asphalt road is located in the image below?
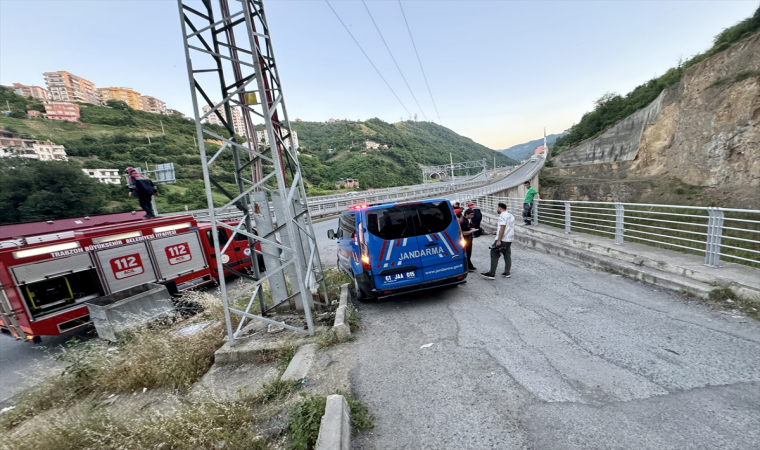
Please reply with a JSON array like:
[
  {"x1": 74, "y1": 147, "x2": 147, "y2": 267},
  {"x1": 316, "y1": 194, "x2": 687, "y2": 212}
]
[
  {"x1": 312, "y1": 218, "x2": 760, "y2": 449},
  {"x1": 0, "y1": 329, "x2": 83, "y2": 408}
]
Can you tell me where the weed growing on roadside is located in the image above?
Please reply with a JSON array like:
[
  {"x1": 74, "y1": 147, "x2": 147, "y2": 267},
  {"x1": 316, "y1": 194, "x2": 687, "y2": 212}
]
[
  {"x1": 709, "y1": 286, "x2": 760, "y2": 319},
  {"x1": 337, "y1": 390, "x2": 374, "y2": 433},
  {"x1": 288, "y1": 393, "x2": 327, "y2": 450},
  {"x1": 347, "y1": 303, "x2": 360, "y2": 333},
  {"x1": 320, "y1": 267, "x2": 351, "y2": 303},
  {"x1": 316, "y1": 329, "x2": 341, "y2": 349}
]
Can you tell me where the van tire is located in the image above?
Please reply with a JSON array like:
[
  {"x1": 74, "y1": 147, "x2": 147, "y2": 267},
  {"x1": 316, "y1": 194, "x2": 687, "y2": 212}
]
[{"x1": 353, "y1": 277, "x2": 375, "y2": 302}]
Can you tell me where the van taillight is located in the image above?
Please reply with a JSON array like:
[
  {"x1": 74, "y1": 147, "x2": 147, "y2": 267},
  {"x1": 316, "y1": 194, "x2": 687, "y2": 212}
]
[
  {"x1": 358, "y1": 222, "x2": 371, "y2": 272},
  {"x1": 361, "y1": 244, "x2": 371, "y2": 271}
]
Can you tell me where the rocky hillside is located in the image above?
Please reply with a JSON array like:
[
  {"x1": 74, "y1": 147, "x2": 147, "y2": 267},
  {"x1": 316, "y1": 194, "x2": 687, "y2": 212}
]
[{"x1": 543, "y1": 20, "x2": 760, "y2": 209}]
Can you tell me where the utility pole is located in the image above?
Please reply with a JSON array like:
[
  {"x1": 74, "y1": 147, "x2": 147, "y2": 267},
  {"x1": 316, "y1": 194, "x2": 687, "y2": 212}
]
[
  {"x1": 160, "y1": 120, "x2": 165, "y2": 135},
  {"x1": 146, "y1": 133, "x2": 151, "y2": 145},
  {"x1": 450, "y1": 152, "x2": 455, "y2": 182}
]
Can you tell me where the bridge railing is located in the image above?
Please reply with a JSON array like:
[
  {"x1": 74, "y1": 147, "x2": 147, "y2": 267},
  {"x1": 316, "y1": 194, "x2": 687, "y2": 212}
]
[{"x1": 467, "y1": 196, "x2": 760, "y2": 268}]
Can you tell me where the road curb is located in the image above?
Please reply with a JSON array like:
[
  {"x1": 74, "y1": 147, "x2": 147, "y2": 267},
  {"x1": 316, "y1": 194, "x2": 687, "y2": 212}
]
[
  {"x1": 315, "y1": 394, "x2": 351, "y2": 450},
  {"x1": 332, "y1": 284, "x2": 351, "y2": 340}
]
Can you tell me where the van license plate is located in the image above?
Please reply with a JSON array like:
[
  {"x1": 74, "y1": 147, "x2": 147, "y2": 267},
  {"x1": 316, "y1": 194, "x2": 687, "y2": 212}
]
[{"x1": 384, "y1": 271, "x2": 416, "y2": 283}]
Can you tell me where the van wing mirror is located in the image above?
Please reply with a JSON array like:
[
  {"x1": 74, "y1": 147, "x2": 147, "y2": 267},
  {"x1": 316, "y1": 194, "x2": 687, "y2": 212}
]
[{"x1": 327, "y1": 229, "x2": 335, "y2": 240}]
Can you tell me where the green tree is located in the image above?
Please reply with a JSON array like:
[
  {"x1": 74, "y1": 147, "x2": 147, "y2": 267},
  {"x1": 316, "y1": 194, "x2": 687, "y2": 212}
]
[
  {"x1": 106, "y1": 99, "x2": 132, "y2": 110},
  {"x1": 0, "y1": 160, "x2": 107, "y2": 224}
]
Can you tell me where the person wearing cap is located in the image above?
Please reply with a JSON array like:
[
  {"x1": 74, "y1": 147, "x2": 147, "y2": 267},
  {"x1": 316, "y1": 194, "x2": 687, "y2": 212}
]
[
  {"x1": 125, "y1": 167, "x2": 158, "y2": 218},
  {"x1": 467, "y1": 201, "x2": 483, "y2": 237}
]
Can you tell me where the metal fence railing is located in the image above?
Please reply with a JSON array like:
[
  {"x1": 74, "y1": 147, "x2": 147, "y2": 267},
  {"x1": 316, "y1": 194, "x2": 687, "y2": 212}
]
[{"x1": 459, "y1": 196, "x2": 760, "y2": 268}]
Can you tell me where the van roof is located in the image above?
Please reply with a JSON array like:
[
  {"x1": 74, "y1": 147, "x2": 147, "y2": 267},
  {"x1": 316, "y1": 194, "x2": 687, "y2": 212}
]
[{"x1": 343, "y1": 198, "x2": 449, "y2": 214}]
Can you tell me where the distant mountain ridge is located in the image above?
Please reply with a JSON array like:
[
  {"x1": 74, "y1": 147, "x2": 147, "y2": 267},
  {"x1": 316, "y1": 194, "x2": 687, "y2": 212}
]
[{"x1": 499, "y1": 132, "x2": 565, "y2": 161}]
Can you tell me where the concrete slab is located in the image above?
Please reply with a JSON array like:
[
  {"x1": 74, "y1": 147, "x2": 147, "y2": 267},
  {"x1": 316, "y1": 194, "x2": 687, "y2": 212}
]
[
  {"x1": 188, "y1": 362, "x2": 279, "y2": 402},
  {"x1": 215, "y1": 336, "x2": 305, "y2": 365},
  {"x1": 281, "y1": 343, "x2": 318, "y2": 382},
  {"x1": 315, "y1": 394, "x2": 350, "y2": 450}
]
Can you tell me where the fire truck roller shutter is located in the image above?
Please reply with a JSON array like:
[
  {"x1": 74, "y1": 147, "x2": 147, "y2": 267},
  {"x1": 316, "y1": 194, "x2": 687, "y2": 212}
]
[
  {"x1": 148, "y1": 232, "x2": 207, "y2": 280},
  {"x1": 11, "y1": 253, "x2": 96, "y2": 284},
  {"x1": 95, "y1": 243, "x2": 158, "y2": 293}
]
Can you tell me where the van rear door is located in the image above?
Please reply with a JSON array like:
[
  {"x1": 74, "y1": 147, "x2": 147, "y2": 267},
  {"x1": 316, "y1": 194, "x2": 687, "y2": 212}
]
[
  {"x1": 409, "y1": 201, "x2": 466, "y2": 281},
  {"x1": 365, "y1": 204, "x2": 422, "y2": 289}
]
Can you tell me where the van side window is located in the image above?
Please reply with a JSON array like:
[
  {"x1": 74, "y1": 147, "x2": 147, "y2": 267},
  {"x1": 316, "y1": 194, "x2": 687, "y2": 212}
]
[
  {"x1": 367, "y1": 201, "x2": 453, "y2": 239},
  {"x1": 409, "y1": 201, "x2": 452, "y2": 235},
  {"x1": 339, "y1": 214, "x2": 356, "y2": 238},
  {"x1": 206, "y1": 227, "x2": 229, "y2": 246},
  {"x1": 367, "y1": 206, "x2": 413, "y2": 240},
  {"x1": 234, "y1": 227, "x2": 256, "y2": 241}
]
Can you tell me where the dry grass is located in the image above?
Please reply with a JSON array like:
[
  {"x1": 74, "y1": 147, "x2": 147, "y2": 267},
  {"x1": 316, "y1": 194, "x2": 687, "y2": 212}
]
[
  {"x1": 0, "y1": 273, "x2": 359, "y2": 450},
  {"x1": 1, "y1": 292, "x2": 225, "y2": 431}
]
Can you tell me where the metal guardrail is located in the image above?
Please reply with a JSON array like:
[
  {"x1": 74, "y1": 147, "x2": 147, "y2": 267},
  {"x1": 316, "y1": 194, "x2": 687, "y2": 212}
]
[{"x1": 463, "y1": 195, "x2": 760, "y2": 268}]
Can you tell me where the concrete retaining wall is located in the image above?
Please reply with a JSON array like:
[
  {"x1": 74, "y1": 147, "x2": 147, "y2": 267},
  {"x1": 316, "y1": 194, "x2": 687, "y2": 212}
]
[{"x1": 553, "y1": 91, "x2": 665, "y2": 167}]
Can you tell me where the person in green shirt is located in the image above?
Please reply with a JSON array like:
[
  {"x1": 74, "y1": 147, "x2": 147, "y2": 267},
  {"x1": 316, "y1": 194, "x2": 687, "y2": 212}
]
[{"x1": 522, "y1": 181, "x2": 539, "y2": 225}]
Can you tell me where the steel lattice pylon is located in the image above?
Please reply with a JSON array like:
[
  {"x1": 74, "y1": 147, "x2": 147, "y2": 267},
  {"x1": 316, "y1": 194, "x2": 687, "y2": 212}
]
[{"x1": 177, "y1": 0, "x2": 327, "y2": 339}]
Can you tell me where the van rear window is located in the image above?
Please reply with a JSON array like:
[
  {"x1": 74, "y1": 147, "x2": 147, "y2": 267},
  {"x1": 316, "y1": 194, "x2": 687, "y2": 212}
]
[{"x1": 367, "y1": 201, "x2": 452, "y2": 240}]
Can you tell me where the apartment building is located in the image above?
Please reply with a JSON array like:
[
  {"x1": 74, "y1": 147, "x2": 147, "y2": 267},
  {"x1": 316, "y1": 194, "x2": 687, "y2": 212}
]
[
  {"x1": 0, "y1": 130, "x2": 67, "y2": 160},
  {"x1": 255, "y1": 129, "x2": 299, "y2": 150},
  {"x1": 202, "y1": 104, "x2": 246, "y2": 135},
  {"x1": 43, "y1": 71, "x2": 100, "y2": 105},
  {"x1": 140, "y1": 95, "x2": 166, "y2": 114},
  {"x1": 33, "y1": 141, "x2": 68, "y2": 161},
  {"x1": 82, "y1": 168, "x2": 121, "y2": 184},
  {"x1": 99, "y1": 87, "x2": 143, "y2": 110},
  {"x1": 12, "y1": 83, "x2": 48, "y2": 100},
  {"x1": 44, "y1": 102, "x2": 80, "y2": 122}
]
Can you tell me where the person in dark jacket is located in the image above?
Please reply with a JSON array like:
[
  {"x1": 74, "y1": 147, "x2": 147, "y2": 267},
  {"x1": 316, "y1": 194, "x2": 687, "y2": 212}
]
[
  {"x1": 460, "y1": 208, "x2": 477, "y2": 272},
  {"x1": 126, "y1": 167, "x2": 158, "y2": 218},
  {"x1": 467, "y1": 201, "x2": 484, "y2": 237}
]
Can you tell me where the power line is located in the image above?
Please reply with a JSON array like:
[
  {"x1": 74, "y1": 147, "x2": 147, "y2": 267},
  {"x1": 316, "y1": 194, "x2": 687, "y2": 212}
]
[
  {"x1": 325, "y1": 0, "x2": 412, "y2": 118},
  {"x1": 362, "y1": 0, "x2": 427, "y2": 121},
  {"x1": 398, "y1": 0, "x2": 443, "y2": 125}
]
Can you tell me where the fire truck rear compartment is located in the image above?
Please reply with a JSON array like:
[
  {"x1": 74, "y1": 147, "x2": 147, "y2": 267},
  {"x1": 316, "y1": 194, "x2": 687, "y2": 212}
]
[{"x1": 22, "y1": 269, "x2": 103, "y2": 319}]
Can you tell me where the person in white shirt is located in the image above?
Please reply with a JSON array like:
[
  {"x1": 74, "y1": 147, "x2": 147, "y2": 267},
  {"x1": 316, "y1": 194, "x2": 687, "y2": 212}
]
[{"x1": 481, "y1": 202, "x2": 515, "y2": 280}]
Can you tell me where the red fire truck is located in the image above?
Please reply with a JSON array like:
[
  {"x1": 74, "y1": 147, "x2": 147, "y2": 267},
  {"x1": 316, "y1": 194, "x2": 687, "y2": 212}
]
[{"x1": 0, "y1": 212, "x2": 257, "y2": 342}]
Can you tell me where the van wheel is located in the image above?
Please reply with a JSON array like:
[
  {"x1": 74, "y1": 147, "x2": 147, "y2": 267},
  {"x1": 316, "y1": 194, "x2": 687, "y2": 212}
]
[{"x1": 353, "y1": 277, "x2": 375, "y2": 302}]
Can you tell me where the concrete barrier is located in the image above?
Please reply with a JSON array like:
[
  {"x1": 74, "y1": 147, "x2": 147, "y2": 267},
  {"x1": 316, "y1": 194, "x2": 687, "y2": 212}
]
[
  {"x1": 332, "y1": 283, "x2": 351, "y2": 340},
  {"x1": 316, "y1": 394, "x2": 351, "y2": 450}
]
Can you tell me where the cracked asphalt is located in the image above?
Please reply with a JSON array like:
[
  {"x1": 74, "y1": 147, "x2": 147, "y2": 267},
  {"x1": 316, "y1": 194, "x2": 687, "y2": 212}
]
[{"x1": 313, "y1": 219, "x2": 760, "y2": 449}]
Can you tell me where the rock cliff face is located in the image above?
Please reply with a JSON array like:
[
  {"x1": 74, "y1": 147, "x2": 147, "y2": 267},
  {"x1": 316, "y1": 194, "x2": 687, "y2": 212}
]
[{"x1": 545, "y1": 32, "x2": 760, "y2": 208}]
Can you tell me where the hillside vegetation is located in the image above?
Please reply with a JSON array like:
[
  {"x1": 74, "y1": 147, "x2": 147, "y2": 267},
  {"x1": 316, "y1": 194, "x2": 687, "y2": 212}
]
[
  {"x1": 552, "y1": 5, "x2": 760, "y2": 155},
  {"x1": 0, "y1": 88, "x2": 512, "y2": 223},
  {"x1": 292, "y1": 119, "x2": 516, "y2": 190}
]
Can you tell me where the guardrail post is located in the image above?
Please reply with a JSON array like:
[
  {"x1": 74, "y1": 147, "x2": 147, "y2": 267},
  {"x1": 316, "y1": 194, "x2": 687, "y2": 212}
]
[
  {"x1": 533, "y1": 201, "x2": 539, "y2": 226},
  {"x1": 564, "y1": 201, "x2": 571, "y2": 234},
  {"x1": 704, "y1": 207, "x2": 724, "y2": 267},
  {"x1": 614, "y1": 203, "x2": 624, "y2": 245}
]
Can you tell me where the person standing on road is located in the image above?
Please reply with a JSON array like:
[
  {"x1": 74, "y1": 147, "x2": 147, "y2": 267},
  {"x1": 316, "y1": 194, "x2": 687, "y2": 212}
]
[
  {"x1": 522, "y1": 181, "x2": 539, "y2": 225},
  {"x1": 481, "y1": 202, "x2": 514, "y2": 280},
  {"x1": 467, "y1": 201, "x2": 483, "y2": 237},
  {"x1": 460, "y1": 208, "x2": 477, "y2": 272},
  {"x1": 126, "y1": 167, "x2": 158, "y2": 219}
]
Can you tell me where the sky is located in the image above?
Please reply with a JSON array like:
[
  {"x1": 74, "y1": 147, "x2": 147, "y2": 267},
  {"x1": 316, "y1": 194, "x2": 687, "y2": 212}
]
[{"x1": 1, "y1": 0, "x2": 757, "y2": 149}]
